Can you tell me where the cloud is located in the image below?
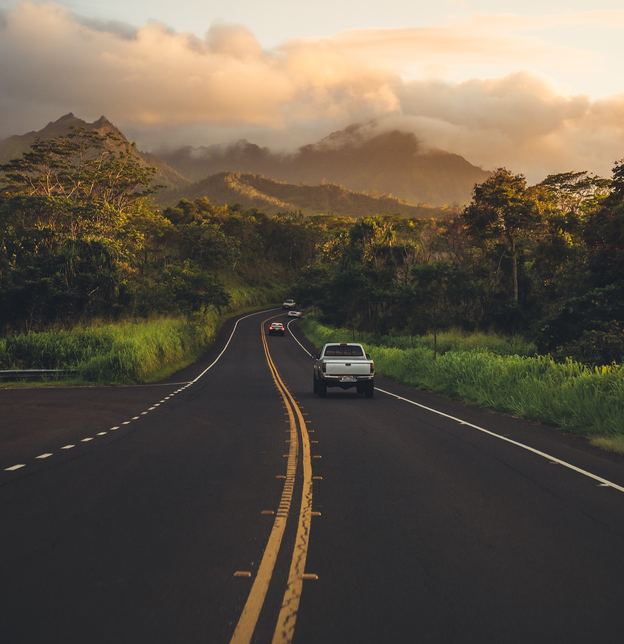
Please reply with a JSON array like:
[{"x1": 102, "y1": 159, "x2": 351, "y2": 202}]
[
  {"x1": 389, "y1": 74, "x2": 624, "y2": 180},
  {"x1": 0, "y1": 2, "x2": 394, "y2": 131},
  {"x1": 0, "y1": 2, "x2": 623, "y2": 181}
]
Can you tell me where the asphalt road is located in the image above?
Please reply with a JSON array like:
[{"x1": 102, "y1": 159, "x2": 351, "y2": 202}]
[{"x1": 2, "y1": 308, "x2": 624, "y2": 643}]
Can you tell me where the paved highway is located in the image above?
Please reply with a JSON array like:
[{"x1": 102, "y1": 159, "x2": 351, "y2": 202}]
[{"x1": 2, "y1": 308, "x2": 624, "y2": 643}]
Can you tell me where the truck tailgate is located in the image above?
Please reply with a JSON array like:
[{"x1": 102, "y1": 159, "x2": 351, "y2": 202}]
[{"x1": 324, "y1": 359, "x2": 370, "y2": 376}]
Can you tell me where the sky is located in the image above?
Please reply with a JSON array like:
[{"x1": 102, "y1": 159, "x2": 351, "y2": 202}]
[{"x1": 1, "y1": 0, "x2": 624, "y2": 180}]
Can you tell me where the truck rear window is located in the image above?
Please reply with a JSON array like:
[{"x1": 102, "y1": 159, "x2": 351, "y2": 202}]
[{"x1": 324, "y1": 345, "x2": 364, "y2": 357}]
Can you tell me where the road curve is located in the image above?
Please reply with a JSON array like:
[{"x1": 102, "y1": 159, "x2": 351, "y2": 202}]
[{"x1": 1, "y1": 310, "x2": 624, "y2": 643}]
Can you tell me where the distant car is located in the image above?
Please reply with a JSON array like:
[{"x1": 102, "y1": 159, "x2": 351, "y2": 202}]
[
  {"x1": 287, "y1": 310, "x2": 303, "y2": 318},
  {"x1": 268, "y1": 322, "x2": 285, "y2": 336},
  {"x1": 282, "y1": 299, "x2": 296, "y2": 310}
]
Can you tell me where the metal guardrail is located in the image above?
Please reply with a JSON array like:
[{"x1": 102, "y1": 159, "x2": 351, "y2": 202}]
[{"x1": 0, "y1": 369, "x2": 80, "y2": 381}]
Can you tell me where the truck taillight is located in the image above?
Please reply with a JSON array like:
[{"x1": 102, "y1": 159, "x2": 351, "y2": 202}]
[
  {"x1": 370, "y1": 361, "x2": 375, "y2": 374},
  {"x1": 321, "y1": 362, "x2": 326, "y2": 373}
]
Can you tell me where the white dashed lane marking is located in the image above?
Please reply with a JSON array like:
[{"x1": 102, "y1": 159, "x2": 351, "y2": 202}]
[
  {"x1": 1, "y1": 308, "x2": 276, "y2": 476},
  {"x1": 4, "y1": 464, "x2": 26, "y2": 471}
]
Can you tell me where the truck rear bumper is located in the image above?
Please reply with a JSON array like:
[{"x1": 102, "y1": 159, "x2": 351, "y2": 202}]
[{"x1": 322, "y1": 375, "x2": 374, "y2": 389}]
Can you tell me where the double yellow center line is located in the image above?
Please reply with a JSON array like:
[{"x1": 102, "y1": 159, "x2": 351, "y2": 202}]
[{"x1": 230, "y1": 317, "x2": 314, "y2": 644}]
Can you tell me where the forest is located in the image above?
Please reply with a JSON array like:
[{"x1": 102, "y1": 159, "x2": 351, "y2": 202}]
[
  {"x1": 0, "y1": 127, "x2": 623, "y2": 372},
  {"x1": 294, "y1": 165, "x2": 624, "y2": 366}
]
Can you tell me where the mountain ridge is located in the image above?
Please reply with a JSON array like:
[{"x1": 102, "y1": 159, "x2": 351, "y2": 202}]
[
  {"x1": 157, "y1": 122, "x2": 490, "y2": 206},
  {"x1": 158, "y1": 171, "x2": 454, "y2": 218}
]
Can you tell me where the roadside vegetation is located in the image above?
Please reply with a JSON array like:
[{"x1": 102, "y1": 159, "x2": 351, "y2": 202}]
[
  {"x1": 0, "y1": 285, "x2": 281, "y2": 383},
  {"x1": 302, "y1": 320, "x2": 536, "y2": 356},
  {"x1": 301, "y1": 318, "x2": 624, "y2": 449},
  {"x1": 0, "y1": 129, "x2": 306, "y2": 382}
]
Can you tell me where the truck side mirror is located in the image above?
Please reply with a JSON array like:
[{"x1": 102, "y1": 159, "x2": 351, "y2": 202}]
[{"x1": 366, "y1": 353, "x2": 371, "y2": 359}]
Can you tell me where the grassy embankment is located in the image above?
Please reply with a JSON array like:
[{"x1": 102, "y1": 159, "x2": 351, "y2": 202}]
[
  {"x1": 300, "y1": 318, "x2": 624, "y2": 453},
  {"x1": 0, "y1": 284, "x2": 284, "y2": 385}
]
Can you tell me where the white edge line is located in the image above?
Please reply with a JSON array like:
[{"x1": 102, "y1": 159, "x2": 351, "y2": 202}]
[
  {"x1": 190, "y1": 307, "x2": 280, "y2": 384},
  {"x1": 286, "y1": 319, "x2": 624, "y2": 494},
  {"x1": 374, "y1": 386, "x2": 624, "y2": 494},
  {"x1": 286, "y1": 319, "x2": 313, "y2": 357}
]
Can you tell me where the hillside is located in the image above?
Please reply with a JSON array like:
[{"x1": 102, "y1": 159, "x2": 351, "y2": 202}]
[
  {"x1": 158, "y1": 123, "x2": 490, "y2": 206},
  {"x1": 0, "y1": 113, "x2": 189, "y2": 191},
  {"x1": 159, "y1": 172, "x2": 452, "y2": 217}
]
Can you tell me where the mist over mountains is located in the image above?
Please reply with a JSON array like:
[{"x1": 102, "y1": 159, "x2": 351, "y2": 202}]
[
  {"x1": 0, "y1": 114, "x2": 490, "y2": 216},
  {"x1": 158, "y1": 122, "x2": 490, "y2": 206}
]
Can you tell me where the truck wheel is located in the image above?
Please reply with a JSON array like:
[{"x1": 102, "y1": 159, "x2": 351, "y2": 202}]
[
  {"x1": 318, "y1": 381, "x2": 327, "y2": 398},
  {"x1": 365, "y1": 381, "x2": 374, "y2": 398}
]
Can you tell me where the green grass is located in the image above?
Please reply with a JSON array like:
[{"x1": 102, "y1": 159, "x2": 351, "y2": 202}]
[
  {"x1": 0, "y1": 284, "x2": 284, "y2": 384},
  {"x1": 301, "y1": 318, "x2": 624, "y2": 438},
  {"x1": 303, "y1": 322, "x2": 535, "y2": 356}
]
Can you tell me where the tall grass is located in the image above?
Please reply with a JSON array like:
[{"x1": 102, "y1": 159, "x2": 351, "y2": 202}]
[
  {"x1": 301, "y1": 319, "x2": 624, "y2": 437},
  {"x1": 303, "y1": 321, "x2": 535, "y2": 356},
  {"x1": 0, "y1": 284, "x2": 284, "y2": 383}
]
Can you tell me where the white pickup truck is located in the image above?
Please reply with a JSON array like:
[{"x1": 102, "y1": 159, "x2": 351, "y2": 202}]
[{"x1": 313, "y1": 343, "x2": 375, "y2": 398}]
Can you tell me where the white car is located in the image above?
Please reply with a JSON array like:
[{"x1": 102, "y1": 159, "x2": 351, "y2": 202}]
[
  {"x1": 287, "y1": 310, "x2": 303, "y2": 318},
  {"x1": 282, "y1": 299, "x2": 296, "y2": 310}
]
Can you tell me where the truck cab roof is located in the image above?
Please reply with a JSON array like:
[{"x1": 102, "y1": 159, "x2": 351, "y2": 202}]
[{"x1": 322, "y1": 343, "x2": 366, "y2": 357}]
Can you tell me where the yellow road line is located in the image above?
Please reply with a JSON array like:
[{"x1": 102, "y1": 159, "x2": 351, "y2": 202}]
[
  {"x1": 271, "y1": 355, "x2": 314, "y2": 644},
  {"x1": 230, "y1": 318, "x2": 300, "y2": 644}
]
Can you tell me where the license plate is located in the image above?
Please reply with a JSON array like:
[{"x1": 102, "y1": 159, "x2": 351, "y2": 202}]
[{"x1": 340, "y1": 376, "x2": 356, "y2": 383}]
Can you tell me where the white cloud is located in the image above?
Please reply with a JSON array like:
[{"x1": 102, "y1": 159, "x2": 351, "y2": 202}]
[{"x1": 1, "y1": 1, "x2": 623, "y2": 180}]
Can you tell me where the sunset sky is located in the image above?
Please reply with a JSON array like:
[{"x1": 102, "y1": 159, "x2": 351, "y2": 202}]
[{"x1": 1, "y1": 0, "x2": 623, "y2": 180}]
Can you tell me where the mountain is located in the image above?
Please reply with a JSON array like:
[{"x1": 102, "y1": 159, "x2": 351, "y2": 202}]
[
  {"x1": 159, "y1": 172, "x2": 452, "y2": 218},
  {"x1": 1, "y1": 115, "x2": 487, "y2": 210},
  {"x1": 0, "y1": 113, "x2": 189, "y2": 190},
  {"x1": 158, "y1": 123, "x2": 490, "y2": 206}
]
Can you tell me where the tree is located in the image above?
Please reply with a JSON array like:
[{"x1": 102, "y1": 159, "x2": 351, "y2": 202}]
[
  {"x1": 583, "y1": 159, "x2": 624, "y2": 289},
  {"x1": 463, "y1": 169, "x2": 541, "y2": 305},
  {"x1": 0, "y1": 128, "x2": 157, "y2": 212}
]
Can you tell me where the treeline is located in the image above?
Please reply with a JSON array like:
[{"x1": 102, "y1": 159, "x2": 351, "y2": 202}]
[
  {"x1": 2, "y1": 127, "x2": 623, "y2": 366},
  {"x1": 0, "y1": 129, "x2": 319, "y2": 332},
  {"x1": 294, "y1": 165, "x2": 624, "y2": 365}
]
